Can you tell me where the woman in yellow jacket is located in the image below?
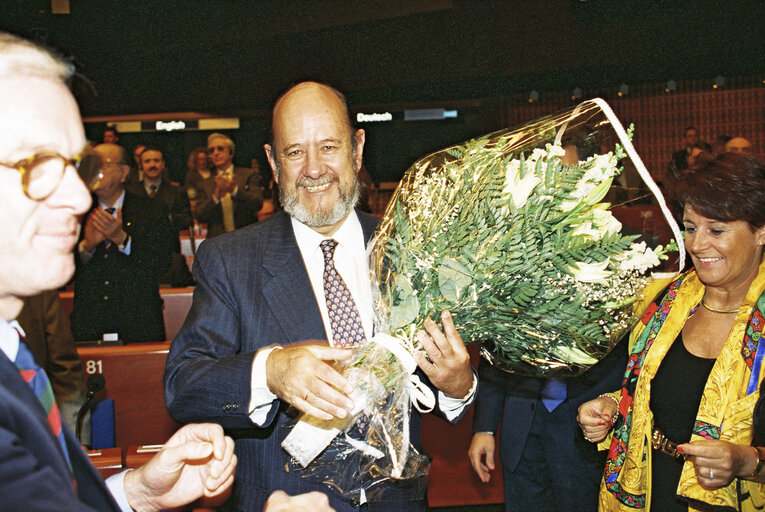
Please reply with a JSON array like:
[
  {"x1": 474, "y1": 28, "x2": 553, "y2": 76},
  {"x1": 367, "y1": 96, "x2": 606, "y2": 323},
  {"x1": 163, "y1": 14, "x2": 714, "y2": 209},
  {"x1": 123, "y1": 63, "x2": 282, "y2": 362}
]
[{"x1": 578, "y1": 153, "x2": 765, "y2": 511}]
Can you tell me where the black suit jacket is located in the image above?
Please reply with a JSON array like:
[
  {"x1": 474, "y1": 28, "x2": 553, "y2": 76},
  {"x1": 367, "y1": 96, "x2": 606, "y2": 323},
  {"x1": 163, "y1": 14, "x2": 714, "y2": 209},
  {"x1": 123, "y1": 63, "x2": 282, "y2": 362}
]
[
  {"x1": 71, "y1": 192, "x2": 172, "y2": 342},
  {"x1": 0, "y1": 347, "x2": 119, "y2": 511},
  {"x1": 127, "y1": 180, "x2": 195, "y2": 287},
  {"x1": 670, "y1": 148, "x2": 690, "y2": 174},
  {"x1": 127, "y1": 179, "x2": 193, "y2": 246},
  {"x1": 165, "y1": 210, "x2": 446, "y2": 512}
]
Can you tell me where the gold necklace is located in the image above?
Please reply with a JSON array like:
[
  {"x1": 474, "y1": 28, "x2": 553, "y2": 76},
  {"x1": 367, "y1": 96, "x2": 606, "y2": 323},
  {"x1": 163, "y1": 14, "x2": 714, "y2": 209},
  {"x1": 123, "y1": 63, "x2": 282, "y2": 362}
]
[{"x1": 701, "y1": 300, "x2": 739, "y2": 314}]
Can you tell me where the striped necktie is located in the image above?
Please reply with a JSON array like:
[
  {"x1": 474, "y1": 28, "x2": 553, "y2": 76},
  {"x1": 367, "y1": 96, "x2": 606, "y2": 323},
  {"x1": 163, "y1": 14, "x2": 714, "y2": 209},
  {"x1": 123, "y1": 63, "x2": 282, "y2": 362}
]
[
  {"x1": 14, "y1": 338, "x2": 73, "y2": 474},
  {"x1": 320, "y1": 239, "x2": 366, "y2": 347}
]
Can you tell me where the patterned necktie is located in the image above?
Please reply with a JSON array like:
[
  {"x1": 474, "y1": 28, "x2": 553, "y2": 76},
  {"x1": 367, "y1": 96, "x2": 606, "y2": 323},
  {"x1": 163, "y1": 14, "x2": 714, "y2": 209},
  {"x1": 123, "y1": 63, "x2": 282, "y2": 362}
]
[
  {"x1": 148, "y1": 184, "x2": 158, "y2": 197},
  {"x1": 14, "y1": 338, "x2": 73, "y2": 474},
  {"x1": 320, "y1": 239, "x2": 366, "y2": 347}
]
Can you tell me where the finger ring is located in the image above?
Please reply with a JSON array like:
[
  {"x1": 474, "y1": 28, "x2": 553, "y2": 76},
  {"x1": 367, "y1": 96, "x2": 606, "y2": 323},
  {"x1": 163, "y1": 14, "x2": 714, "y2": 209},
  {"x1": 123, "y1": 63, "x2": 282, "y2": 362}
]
[
  {"x1": 583, "y1": 434, "x2": 592, "y2": 442},
  {"x1": 710, "y1": 469, "x2": 714, "y2": 479},
  {"x1": 303, "y1": 391, "x2": 311, "y2": 401}
]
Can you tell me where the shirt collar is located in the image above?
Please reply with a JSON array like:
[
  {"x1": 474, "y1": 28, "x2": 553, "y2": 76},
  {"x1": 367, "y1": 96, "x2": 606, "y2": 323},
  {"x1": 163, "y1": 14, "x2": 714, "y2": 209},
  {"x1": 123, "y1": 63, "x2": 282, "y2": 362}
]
[
  {"x1": 144, "y1": 178, "x2": 162, "y2": 192},
  {"x1": 292, "y1": 211, "x2": 364, "y2": 260},
  {"x1": 98, "y1": 189, "x2": 126, "y2": 210},
  {"x1": 0, "y1": 318, "x2": 21, "y2": 362}
]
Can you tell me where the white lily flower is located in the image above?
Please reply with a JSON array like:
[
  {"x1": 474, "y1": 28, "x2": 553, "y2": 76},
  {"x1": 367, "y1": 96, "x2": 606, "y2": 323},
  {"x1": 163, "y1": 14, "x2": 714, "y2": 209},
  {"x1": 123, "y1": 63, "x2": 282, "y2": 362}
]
[
  {"x1": 571, "y1": 221, "x2": 601, "y2": 240},
  {"x1": 531, "y1": 147, "x2": 548, "y2": 161},
  {"x1": 592, "y1": 207, "x2": 622, "y2": 235},
  {"x1": 559, "y1": 181, "x2": 596, "y2": 212},
  {"x1": 501, "y1": 159, "x2": 542, "y2": 210},
  {"x1": 582, "y1": 153, "x2": 618, "y2": 183},
  {"x1": 511, "y1": 172, "x2": 543, "y2": 209},
  {"x1": 569, "y1": 259, "x2": 613, "y2": 285},
  {"x1": 616, "y1": 242, "x2": 662, "y2": 272}
]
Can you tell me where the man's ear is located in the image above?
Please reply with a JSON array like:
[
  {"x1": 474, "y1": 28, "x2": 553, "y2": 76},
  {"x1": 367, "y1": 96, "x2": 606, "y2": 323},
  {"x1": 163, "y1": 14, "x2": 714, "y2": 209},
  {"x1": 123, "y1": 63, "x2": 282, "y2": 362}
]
[
  {"x1": 353, "y1": 129, "x2": 366, "y2": 173},
  {"x1": 264, "y1": 144, "x2": 279, "y2": 184}
]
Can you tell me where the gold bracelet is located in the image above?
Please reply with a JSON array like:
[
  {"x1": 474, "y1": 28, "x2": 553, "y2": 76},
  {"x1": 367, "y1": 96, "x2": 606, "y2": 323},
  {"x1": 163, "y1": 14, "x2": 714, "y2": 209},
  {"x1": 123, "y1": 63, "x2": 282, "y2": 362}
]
[
  {"x1": 460, "y1": 373, "x2": 478, "y2": 401},
  {"x1": 598, "y1": 393, "x2": 620, "y2": 426},
  {"x1": 748, "y1": 446, "x2": 765, "y2": 477}
]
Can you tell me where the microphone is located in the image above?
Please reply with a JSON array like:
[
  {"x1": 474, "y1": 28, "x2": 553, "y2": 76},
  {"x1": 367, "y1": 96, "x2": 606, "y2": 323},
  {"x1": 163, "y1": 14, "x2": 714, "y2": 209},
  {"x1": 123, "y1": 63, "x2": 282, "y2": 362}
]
[{"x1": 77, "y1": 374, "x2": 105, "y2": 443}]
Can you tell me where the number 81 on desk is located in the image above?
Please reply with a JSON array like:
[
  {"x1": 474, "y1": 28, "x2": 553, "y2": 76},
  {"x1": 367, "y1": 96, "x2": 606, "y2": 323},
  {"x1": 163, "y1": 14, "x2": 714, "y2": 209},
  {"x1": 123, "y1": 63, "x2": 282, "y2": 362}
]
[{"x1": 85, "y1": 359, "x2": 103, "y2": 374}]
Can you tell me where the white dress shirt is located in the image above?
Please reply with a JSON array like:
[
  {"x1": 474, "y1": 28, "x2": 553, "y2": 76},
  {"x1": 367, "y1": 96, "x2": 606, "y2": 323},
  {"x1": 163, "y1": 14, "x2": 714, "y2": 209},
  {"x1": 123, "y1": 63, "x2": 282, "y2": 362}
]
[{"x1": 0, "y1": 318, "x2": 132, "y2": 510}]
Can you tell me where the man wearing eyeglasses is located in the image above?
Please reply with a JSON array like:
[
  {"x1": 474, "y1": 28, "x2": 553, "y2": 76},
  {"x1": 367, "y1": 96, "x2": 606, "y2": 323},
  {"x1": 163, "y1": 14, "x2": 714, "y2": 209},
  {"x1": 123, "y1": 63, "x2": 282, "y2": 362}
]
[
  {"x1": 194, "y1": 132, "x2": 263, "y2": 238},
  {"x1": 0, "y1": 31, "x2": 240, "y2": 512},
  {"x1": 70, "y1": 143, "x2": 172, "y2": 343},
  {"x1": 0, "y1": 31, "x2": 339, "y2": 512}
]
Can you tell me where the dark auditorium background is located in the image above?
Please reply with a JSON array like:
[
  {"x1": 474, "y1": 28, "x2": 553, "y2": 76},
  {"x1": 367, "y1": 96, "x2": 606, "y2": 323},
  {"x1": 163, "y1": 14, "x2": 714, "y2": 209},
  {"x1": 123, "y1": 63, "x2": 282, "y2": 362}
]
[{"x1": 2, "y1": 0, "x2": 763, "y2": 187}]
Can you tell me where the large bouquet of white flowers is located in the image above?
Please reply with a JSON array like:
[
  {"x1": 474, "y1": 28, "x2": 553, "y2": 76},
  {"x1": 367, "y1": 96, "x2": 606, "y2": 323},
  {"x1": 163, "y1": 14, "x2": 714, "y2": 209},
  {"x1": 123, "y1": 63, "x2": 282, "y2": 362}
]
[
  {"x1": 282, "y1": 98, "x2": 685, "y2": 499},
  {"x1": 370, "y1": 101, "x2": 683, "y2": 375}
]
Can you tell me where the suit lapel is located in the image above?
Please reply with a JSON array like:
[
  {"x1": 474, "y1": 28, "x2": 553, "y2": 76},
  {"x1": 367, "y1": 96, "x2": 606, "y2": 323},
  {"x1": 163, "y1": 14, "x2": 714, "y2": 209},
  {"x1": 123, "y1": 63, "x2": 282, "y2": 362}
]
[
  {"x1": 261, "y1": 213, "x2": 327, "y2": 341},
  {"x1": 357, "y1": 209, "x2": 381, "y2": 244}
]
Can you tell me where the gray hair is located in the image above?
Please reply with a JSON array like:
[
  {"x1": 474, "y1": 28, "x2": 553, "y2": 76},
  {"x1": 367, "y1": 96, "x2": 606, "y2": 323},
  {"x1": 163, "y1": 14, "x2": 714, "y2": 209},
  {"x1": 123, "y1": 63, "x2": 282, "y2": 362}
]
[
  {"x1": 207, "y1": 132, "x2": 235, "y2": 154},
  {"x1": 0, "y1": 31, "x2": 73, "y2": 82}
]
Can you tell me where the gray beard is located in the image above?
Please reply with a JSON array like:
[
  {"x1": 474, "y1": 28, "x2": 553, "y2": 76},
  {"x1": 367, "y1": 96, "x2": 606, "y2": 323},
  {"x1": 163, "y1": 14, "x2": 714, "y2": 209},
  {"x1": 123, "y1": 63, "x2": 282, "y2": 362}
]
[{"x1": 280, "y1": 173, "x2": 361, "y2": 228}]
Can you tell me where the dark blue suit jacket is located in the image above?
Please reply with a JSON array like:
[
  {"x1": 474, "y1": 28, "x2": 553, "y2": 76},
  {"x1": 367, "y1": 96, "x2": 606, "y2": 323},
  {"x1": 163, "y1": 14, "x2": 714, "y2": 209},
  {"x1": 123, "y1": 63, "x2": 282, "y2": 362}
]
[
  {"x1": 472, "y1": 338, "x2": 628, "y2": 473},
  {"x1": 165, "y1": 210, "x2": 442, "y2": 512},
  {"x1": 0, "y1": 349, "x2": 119, "y2": 511}
]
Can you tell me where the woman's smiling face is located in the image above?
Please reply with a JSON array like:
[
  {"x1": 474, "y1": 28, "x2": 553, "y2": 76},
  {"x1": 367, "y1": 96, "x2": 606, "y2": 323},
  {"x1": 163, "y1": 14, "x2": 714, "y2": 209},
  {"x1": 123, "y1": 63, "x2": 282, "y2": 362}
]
[{"x1": 683, "y1": 204, "x2": 765, "y2": 291}]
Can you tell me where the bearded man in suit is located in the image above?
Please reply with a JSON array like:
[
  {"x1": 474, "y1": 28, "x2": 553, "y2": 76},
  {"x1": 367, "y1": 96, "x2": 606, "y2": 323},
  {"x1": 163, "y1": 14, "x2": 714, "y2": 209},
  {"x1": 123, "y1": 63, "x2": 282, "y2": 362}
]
[{"x1": 164, "y1": 81, "x2": 476, "y2": 511}]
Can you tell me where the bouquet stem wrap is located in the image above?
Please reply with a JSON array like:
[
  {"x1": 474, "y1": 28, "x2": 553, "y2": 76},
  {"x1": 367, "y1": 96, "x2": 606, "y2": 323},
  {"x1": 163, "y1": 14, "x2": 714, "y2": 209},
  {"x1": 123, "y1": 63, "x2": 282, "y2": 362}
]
[{"x1": 282, "y1": 334, "x2": 431, "y2": 500}]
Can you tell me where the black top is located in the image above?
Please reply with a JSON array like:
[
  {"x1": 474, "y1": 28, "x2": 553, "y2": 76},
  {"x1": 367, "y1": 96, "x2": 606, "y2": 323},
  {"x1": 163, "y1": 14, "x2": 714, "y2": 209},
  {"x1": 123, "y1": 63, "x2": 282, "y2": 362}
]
[{"x1": 650, "y1": 330, "x2": 716, "y2": 512}]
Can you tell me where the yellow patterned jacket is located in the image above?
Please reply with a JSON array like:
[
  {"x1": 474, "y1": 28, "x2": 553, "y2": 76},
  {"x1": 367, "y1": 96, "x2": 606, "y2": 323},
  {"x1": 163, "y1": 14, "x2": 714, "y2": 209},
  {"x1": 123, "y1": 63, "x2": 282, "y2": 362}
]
[{"x1": 599, "y1": 261, "x2": 765, "y2": 511}]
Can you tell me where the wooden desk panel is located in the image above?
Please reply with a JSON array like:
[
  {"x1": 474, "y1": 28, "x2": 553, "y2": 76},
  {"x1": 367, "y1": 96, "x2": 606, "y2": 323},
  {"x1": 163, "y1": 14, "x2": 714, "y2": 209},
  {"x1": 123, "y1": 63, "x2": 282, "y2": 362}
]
[
  {"x1": 86, "y1": 447, "x2": 123, "y2": 479},
  {"x1": 78, "y1": 343, "x2": 181, "y2": 448},
  {"x1": 160, "y1": 287, "x2": 194, "y2": 341}
]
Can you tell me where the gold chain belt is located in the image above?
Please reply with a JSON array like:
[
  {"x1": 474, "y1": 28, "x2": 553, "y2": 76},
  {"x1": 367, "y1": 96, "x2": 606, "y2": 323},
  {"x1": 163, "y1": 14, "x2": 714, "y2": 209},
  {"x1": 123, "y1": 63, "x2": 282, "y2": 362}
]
[{"x1": 651, "y1": 426, "x2": 684, "y2": 459}]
